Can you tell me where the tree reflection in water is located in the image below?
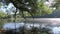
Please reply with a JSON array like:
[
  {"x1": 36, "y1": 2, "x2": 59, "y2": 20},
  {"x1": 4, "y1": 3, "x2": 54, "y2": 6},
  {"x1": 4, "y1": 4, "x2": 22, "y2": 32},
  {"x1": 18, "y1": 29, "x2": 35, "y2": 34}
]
[{"x1": 2, "y1": 23, "x2": 53, "y2": 34}]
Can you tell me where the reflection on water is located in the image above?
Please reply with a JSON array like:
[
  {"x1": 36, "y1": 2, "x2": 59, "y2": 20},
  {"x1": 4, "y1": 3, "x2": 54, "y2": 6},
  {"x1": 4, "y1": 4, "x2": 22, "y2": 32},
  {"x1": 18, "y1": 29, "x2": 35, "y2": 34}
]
[
  {"x1": 52, "y1": 27, "x2": 60, "y2": 34},
  {"x1": 0, "y1": 19, "x2": 7, "y2": 29},
  {"x1": 3, "y1": 22, "x2": 60, "y2": 34},
  {"x1": 0, "y1": 18, "x2": 60, "y2": 34},
  {"x1": 3, "y1": 23, "x2": 24, "y2": 30}
]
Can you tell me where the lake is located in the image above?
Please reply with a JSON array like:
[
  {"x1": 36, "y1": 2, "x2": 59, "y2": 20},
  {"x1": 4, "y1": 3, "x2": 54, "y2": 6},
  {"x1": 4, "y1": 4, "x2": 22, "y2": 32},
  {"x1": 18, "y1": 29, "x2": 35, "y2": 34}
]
[{"x1": 0, "y1": 18, "x2": 60, "y2": 34}]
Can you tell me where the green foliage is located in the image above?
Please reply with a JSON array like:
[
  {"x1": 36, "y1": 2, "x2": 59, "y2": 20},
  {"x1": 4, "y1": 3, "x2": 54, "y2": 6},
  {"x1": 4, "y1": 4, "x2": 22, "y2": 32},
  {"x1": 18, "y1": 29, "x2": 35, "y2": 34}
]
[
  {"x1": 37, "y1": 0, "x2": 52, "y2": 16},
  {"x1": 0, "y1": 0, "x2": 2, "y2": 2},
  {"x1": 55, "y1": 0, "x2": 60, "y2": 4},
  {"x1": 0, "y1": 3, "x2": 2, "y2": 7},
  {"x1": 0, "y1": 11, "x2": 7, "y2": 18},
  {"x1": 0, "y1": 19, "x2": 7, "y2": 29},
  {"x1": 42, "y1": 6, "x2": 52, "y2": 14},
  {"x1": 20, "y1": 0, "x2": 52, "y2": 17},
  {"x1": 3, "y1": 0, "x2": 53, "y2": 17},
  {"x1": 52, "y1": 0, "x2": 60, "y2": 9}
]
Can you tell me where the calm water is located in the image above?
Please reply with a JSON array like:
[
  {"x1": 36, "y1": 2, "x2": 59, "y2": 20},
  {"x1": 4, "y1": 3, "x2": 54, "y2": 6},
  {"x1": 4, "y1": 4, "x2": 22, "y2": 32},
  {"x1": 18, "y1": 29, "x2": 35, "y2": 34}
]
[{"x1": 1, "y1": 18, "x2": 60, "y2": 34}]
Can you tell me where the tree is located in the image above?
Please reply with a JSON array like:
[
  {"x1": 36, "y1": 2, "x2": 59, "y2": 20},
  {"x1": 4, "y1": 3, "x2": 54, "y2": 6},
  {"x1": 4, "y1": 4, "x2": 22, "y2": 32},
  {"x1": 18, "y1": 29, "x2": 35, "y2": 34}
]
[
  {"x1": 0, "y1": 0, "x2": 53, "y2": 34},
  {"x1": 52, "y1": 0, "x2": 60, "y2": 9},
  {"x1": 0, "y1": 11, "x2": 7, "y2": 19},
  {"x1": 2, "y1": 0, "x2": 52, "y2": 17}
]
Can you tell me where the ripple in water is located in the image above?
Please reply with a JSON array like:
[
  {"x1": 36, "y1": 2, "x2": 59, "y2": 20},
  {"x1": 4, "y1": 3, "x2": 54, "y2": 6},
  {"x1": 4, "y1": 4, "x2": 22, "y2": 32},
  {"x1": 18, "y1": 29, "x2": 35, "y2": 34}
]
[{"x1": 52, "y1": 27, "x2": 60, "y2": 34}]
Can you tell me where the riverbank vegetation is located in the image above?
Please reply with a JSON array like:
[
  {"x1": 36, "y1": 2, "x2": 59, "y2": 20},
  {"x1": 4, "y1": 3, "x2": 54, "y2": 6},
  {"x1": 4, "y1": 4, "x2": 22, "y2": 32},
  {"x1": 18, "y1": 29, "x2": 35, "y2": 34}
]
[{"x1": 0, "y1": 0, "x2": 60, "y2": 34}]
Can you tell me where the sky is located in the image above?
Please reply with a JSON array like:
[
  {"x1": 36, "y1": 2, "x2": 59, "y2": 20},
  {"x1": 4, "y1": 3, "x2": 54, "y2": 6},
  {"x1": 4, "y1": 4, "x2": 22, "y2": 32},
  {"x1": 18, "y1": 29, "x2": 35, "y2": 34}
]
[{"x1": 0, "y1": 3, "x2": 16, "y2": 14}]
